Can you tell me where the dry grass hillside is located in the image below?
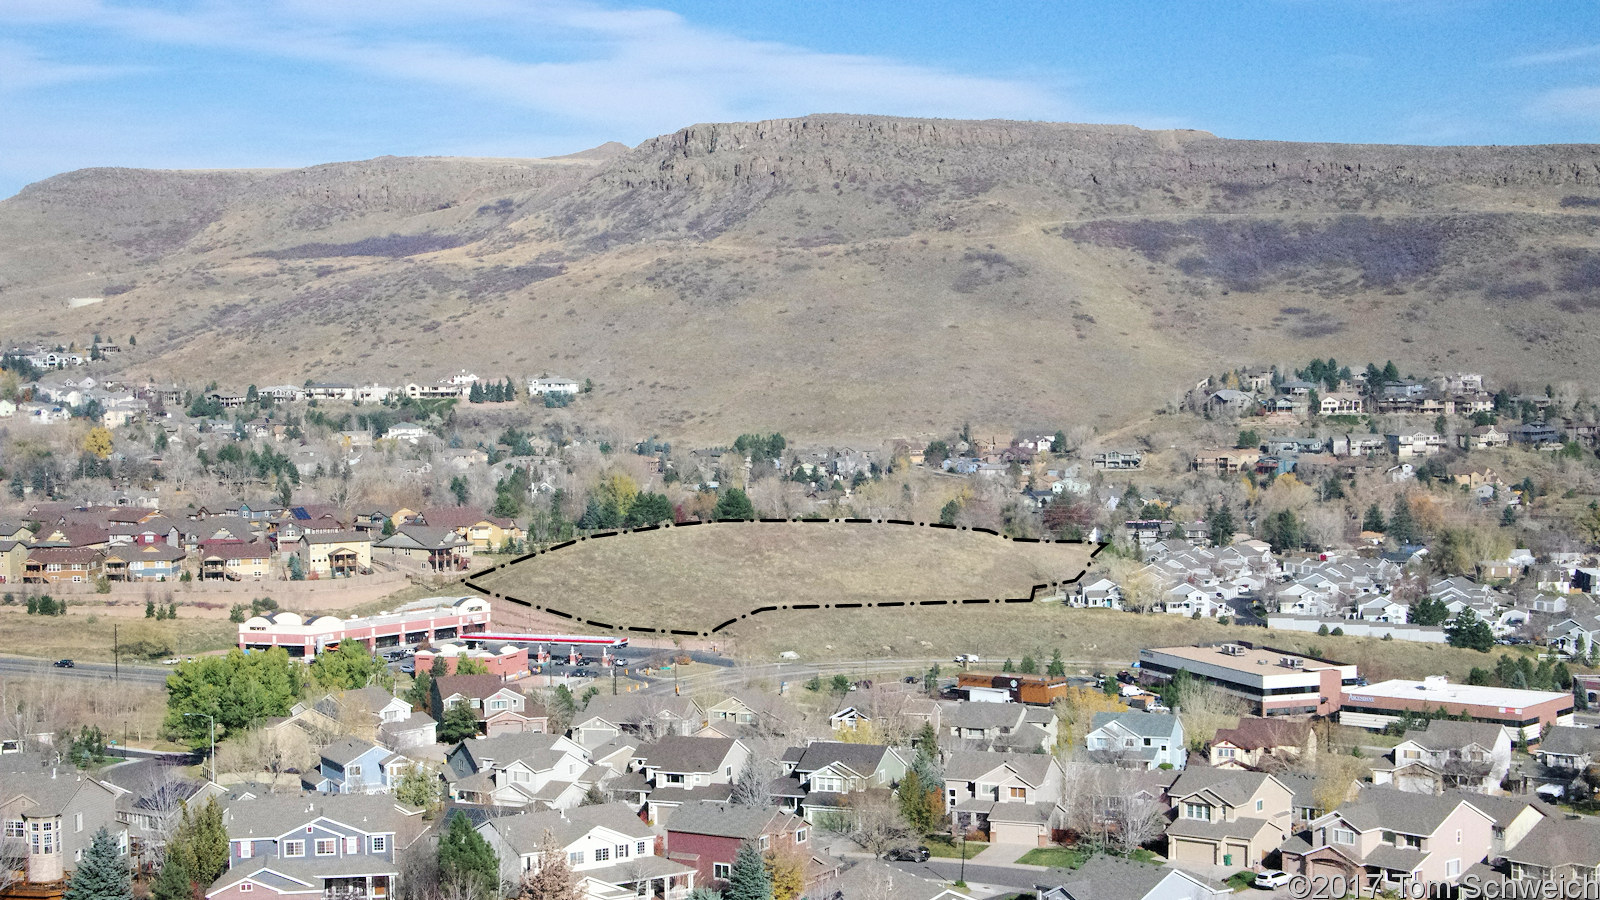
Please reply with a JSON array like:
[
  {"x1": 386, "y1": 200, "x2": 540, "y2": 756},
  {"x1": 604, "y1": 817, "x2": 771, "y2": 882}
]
[
  {"x1": 470, "y1": 520, "x2": 1092, "y2": 634},
  {"x1": 4, "y1": 115, "x2": 1600, "y2": 441}
]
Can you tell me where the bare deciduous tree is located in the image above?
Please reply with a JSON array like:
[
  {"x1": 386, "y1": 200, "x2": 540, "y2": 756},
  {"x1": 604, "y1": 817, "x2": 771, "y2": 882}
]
[{"x1": 848, "y1": 789, "x2": 913, "y2": 859}]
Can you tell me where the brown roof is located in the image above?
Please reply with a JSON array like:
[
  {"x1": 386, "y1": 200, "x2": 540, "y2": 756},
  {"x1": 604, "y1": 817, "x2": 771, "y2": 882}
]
[
  {"x1": 202, "y1": 542, "x2": 273, "y2": 561},
  {"x1": 434, "y1": 674, "x2": 515, "y2": 701},
  {"x1": 417, "y1": 506, "x2": 513, "y2": 530},
  {"x1": 26, "y1": 546, "x2": 102, "y2": 565},
  {"x1": 1212, "y1": 717, "x2": 1312, "y2": 752}
]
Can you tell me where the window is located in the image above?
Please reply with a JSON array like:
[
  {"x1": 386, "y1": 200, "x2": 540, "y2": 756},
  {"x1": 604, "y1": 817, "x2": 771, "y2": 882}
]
[
  {"x1": 1009, "y1": 787, "x2": 1027, "y2": 800},
  {"x1": 74, "y1": 813, "x2": 83, "y2": 833},
  {"x1": 239, "y1": 842, "x2": 253, "y2": 859},
  {"x1": 1217, "y1": 747, "x2": 1235, "y2": 758},
  {"x1": 758, "y1": 836, "x2": 770, "y2": 851},
  {"x1": 1456, "y1": 829, "x2": 1462, "y2": 844},
  {"x1": 345, "y1": 837, "x2": 359, "y2": 854},
  {"x1": 1124, "y1": 738, "x2": 1136, "y2": 748},
  {"x1": 1255, "y1": 799, "x2": 1264, "y2": 812},
  {"x1": 240, "y1": 885, "x2": 253, "y2": 894},
  {"x1": 795, "y1": 829, "x2": 807, "y2": 845},
  {"x1": 636, "y1": 841, "x2": 647, "y2": 856},
  {"x1": 812, "y1": 775, "x2": 842, "y2": 793},
  {"x1": 1332, "y1": 829, "x2": 1356, "y2": 845},
  {"x1": 4, "y1": 820, "x2": 23, "y2": 839},
  {"x1": 569, "y1": 851, "x2": 584, "y2": 865},
  {"x1": 371, "y1": 836, "x2": 388, "y2": 853},
  {"x1": 1183, "y1": 803, "x2": 1211, "y2": 821},
  {"x1": 665, "y1": 773, "x2": 684, "y2": 785},
  {"x1": 348, "y1": 765, "x2": 363, "y2": 778},
  {"x1": 315, "y1": 839, "x2": 337, "y2": 856},
  {"x1": 284, "y1": 841, "x2": 305, "y2": 858},
  {"x1": 1143, "y1": 738, "x2": 1152, "y2": 747},
  {"x1": 616, "y1": 844, "x2": 629, "y2": 858},
  {"x1": 595, "y1": 848, "x2": 610, "y2": 862},
  {"x1": 1446, "y1": 859, "x2": 1461, "y2": 878},
  {"x1": 713, "y1": 864, "x2": 731, "y2": 880}
]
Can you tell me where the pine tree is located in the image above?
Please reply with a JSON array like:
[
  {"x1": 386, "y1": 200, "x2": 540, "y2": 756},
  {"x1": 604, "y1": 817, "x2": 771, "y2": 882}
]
[
  {"x1": 1362, "y1": 503, "x2": 1386, "y2": 533},
  {"x1": 1389, "y1": 495, "x2": 1417, "y2": 545},
  {"x1": 1001, "y1": 658, "x2": 1015, "y2": 673},
  {"x1": 1046, "y1": 649, "x2": 1065, "y2": 677},
  {"x1": 725, "y1": 840, "x2": 773, "y2": 900},
  {"x1": 145, "y1": 599, "x2": 156, "y2": 618},
  {"x1": 468, "y1": 382, "x2": 484, "y2": 403},
  {"x1": 438, "y1": 811, "x2": 500, "y2": 900},
  {"x1": 1018, "y1": 655, "x2": 1037, "y2": 675},
  {"x1": 438, "y1": 702, "x2": 481, "y2": 744},
  {"x1": 729, "y1": 755, "x2": 765, "y2": 806},
  {"x1": 149, "y1": 847, "x2": 191, "y2": 900},
  {"x1": 63, "y1": 827, "x2": 130, "y2": 900}
]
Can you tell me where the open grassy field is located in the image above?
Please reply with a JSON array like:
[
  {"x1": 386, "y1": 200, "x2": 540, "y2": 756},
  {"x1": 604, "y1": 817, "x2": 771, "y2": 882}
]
[
  {"x1": 470, "y1": 521, "x2": 1094, "y2": 635},
  {"x1": 0, "y1": 606, "x2": 239, "y2": 662}
]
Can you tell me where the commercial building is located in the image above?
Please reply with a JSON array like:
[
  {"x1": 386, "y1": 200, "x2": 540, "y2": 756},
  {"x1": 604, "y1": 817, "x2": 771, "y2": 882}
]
[
  {"x1": 956, "y1": 671, "x2": 1071, "y2": 705},
  {"x1": 1137, "y1": 643, "x2": 1358, "y2": 717},
  {"x1": 1339, "y1": 675, "x2": 1574, "y2": 741},
  {"x1": 237, "y1": 595, "x2": 491, "y2": 657}
]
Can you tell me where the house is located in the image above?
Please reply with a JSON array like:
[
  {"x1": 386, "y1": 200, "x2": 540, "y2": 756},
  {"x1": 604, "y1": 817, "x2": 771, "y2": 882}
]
[
  {"x1": 943, "y1": 751, "x2": 1066, "y2": 845},
  {"x1": 569, "y1": 695, "x2": 705, "y2": 747},
  {"x1": 1071, "y1": 577, "x2": 1123, "y2": 610},
  {"x1": 528, "y1": 377, "x2": 580, "y2": 396},
  {"x1": 0, "y1": 539, "x2": 28, "y2": 583},
  {"x1": 1164, "y1": 767, "x2": 1295, "y2": 869},
  {"x1": 817, "y1": 860, "x2": 974, "y2": 900},
  {"x1": 664, "y1": 800, "x2": 816, "y2": 888},
  {"x1": 198, "y1": 542, "x2": 273, "y2": 581},
  {"x1": 444, "y1": 732, "x2": 596, "y2": 809},
  {"x1": 314, "y1": 738, "x2": 406, "y2": 795},
  {"x1": 300, "y1": 687, "x2": 436, "y2": 750},
  {"x1": 205, "y1": 792, "x2": 428, "y2": 900},
  {"x1": 429, "y1": 675, "x2": 544, "y2": 737},
  {"x1": 1501, "y1": 814, "x2": 1600, "y2": 886},
  {"x1": 1091, "y1": 451, "x2": 1142, "y2": 471},
  {"x1": 411, "y1": 507, "x2": 523, "y2": 552},
  {"x1": 1277, "y1": 786, "x2": 1497, "y2": 891},
  {"x1": 1205, "y1": 390, "x2": 1257, "y2": 414},
  {"x1": 1035, "y1": 854, "x2": 1231, "y2": 900},
  {"x1": 1387, "y1": 432, "x2": 1447, "y2": 460},
  {"x1": 635, "y1": 737, "x2": 750, "y2": 822},
  {"x1": 477, "y1": 804, "x2": 695, "y2": 900},
  {"x1": 296, "y1": 532, "x2": 371, "y2": 578},
  {"x1": 1209, "y1": 717, "x2": 1316, "y2": 770},
  {"x1": 1084, "y1": 711, "x2": 1186, "y2": 770},
  {"x1": 101, "y1": 543, "x2": 185, "y2": 582},
  {"x1": 1534, "y1": 725, "x2": 1600, "y2": 773},
  {"x1": 776, "y1": 742, "x2": 909, "y2": 823},
  {"x1": 22, "y1": 547, "x2": 102, "y2": 584},
  {"x1": 1458, "y1": 425, "x2": 1510, "y2": 451},
  {"x1": 1509, "y1": 422, "x2": 1561, "y2": 445},
  {"x1": 1192, "y1": 449, "x2": 1260, "y2": 474},
  {"x1": 98, "y1": 760, "x2": 224, "y2": 868},
  {"x1": 373, "y1": 526, "x2": 472, "y2": 572},
  {"x1": 0, "y1": 758, "x2": 126, "y2": 889}
]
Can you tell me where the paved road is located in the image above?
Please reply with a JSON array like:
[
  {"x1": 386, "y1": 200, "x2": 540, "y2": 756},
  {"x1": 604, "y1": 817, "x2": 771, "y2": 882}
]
[
  {"x1": 0, "y1": 654, "x2": 169, "y2": 686},
  {"x1": 885, "y1": 857, "x2": 1055, "y2": 894}
]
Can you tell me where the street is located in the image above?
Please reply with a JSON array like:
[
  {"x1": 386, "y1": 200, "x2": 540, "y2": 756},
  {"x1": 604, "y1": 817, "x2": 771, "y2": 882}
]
[{"x1": 0, "y1": 654, "x2": 169, "y2": 686}]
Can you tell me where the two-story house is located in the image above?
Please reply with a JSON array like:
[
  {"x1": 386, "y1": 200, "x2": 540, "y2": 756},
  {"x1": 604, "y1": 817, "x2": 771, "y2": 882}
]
[
  {"x1": 1037, "y1": 854, "x2": 1232, "y2": 900},
  {"x1": 297, "y1": 687, "x2": 437, "y2": 750},
  {"x1": 429, "y1": 675, "x2": 544, "y2": 738},
  {"x1": 772, "y1": 742, "x2": 909, "y2": 824},
  {"x1": 409, "y1": 508, "x2": 522, "y2": 552},
  {"x1": 314, "y1": 739, "x2": 407, "y2": 795},
  {"x1": 444, "y1": 733, "x2": 598, "y2": 810},
  {"x1": 1209, "y1": 717, "x2": 1316, "y2": 771},
  {"x1": 665, "y1": 801, "x2": 823, "y2": 888},
  {"x1": 1084, "y1": 712, "x2": 1187, "y2": 770},
  {"x1": 634, "y1": 737, "x2": 750, "y2": 825},
  {"x1": 0, "y1": 760, "x2": 125, "y2": 889},
  {"x1": 1535, "y1": 725, "x2": 1600, "y2": 774},
  {"x1": 1278, "y1": 787, "x2": 1497, "y2": 891},
  {"x1": 1164, "y1": 768, "x2": 1295, "y2": 869},
  {"x1": 937, "y1": 702, "x2": 1056, "y2": 753},
  {"x1": 943, "y1": 751, "x2": 1066, "y2": 846},
  {"x1": 1373, "y1": 720, "x2": 1512, "y2": 795},
  {"x1": 205, "y1": 793, "x2": 428, "y2": 900},
  {"x1": 1501, "y1": 814, "x2": 1600, "y2": 887},
  {"x1": 295, "y1": 532, "x2": 371, "y2": 579},
  {"x1": 477, "y1": 804, "x2": 696, "y2": 900}
]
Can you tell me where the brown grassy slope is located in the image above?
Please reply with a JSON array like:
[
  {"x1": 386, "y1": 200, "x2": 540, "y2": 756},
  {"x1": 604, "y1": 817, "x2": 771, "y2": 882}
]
[
  {"x1": 470, "y1": 521, "x2": 1092, "y2": 633},
  {"x1": 3, "y1": 115, "x2": 1600, "y2": 442}
]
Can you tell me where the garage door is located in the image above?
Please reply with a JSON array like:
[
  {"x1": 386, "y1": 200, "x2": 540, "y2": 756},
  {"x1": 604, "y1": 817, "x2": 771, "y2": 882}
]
[
  {"x1": 1226, "y1": 842, "x2": 1251, "y2": 867},
  {"x1": 1170, "y1": 838, "x2": 1218, "y2": 867},
  {"x1": 989, "y1": 822, "x2": 1043, "y2": 846}
]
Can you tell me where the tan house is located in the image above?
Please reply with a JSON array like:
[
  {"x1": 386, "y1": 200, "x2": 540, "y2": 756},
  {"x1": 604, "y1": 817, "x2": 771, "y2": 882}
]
[
  {"x1": 296, "y1": 531, "x2": 371, "y2": 578},
  {"x1": 1209, "y1": 717, "x2": 1316, "y2": 770},
  {"x1": 411, "y1": 507, "x2": 523, "y2": 552},
  {"x1": 1278, "y1": 786, "x2": 1496, "y2": 891},
  {"x1": 22, "y1": 547, "x2": 103, "y2": 584},
  {"x1": 0, "y1": 539, "x2": 29, "y2": 584},
  {"x1": 102, "y1": 543, "x2": 186, "y2": 582},
  {"x1": 199, "y1": 542, "x2": 274, "y2": 581},
  {"x1": 1165, "y1": 768, "x2": 1294, "y2": 869}
]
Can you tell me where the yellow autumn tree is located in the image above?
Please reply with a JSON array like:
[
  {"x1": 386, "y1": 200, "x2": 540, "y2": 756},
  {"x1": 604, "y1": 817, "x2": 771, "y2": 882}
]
[
  {"x1": 82, "y1": 425, "x2": 114, "y2": 460},
  {"x1": 765, "y1": 846, "x2": 806, "y2": 900},
  {"x1": 1052, "y1": 686, "x2": 1128, "y2": 755},
  {"x1": 596, "y1": 472, "x2": 640, "y2": 519},
  {"x1": 833, "y1": 721, "x2": 881, "y2": 744}
]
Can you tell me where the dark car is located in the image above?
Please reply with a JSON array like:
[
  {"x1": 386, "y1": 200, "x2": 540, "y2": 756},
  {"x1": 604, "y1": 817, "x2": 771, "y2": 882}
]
[
  {"x1": 886, "y1": 846, "x2": 930, "y2": 863},
  {"x1": 903, "y1": 675, "x2": 919, "y2": 684},
  {"x1": 54, "y1": 659, "x2": 75, "y2": 668},
  {"x1": 572, "y1": 668, "x2": 594, "y2": 678},
  {"x1": 1116, "y1": 670, "x2": 1137, "y2": 684}
]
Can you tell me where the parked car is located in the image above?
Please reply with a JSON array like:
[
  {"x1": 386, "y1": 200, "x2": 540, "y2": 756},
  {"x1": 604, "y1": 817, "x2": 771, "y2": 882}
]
[
  {"x1": 399, "y1": 660, "x2": 415, "y2": 674},
  {"x1": 886, "y1": 846, "x2": 931, "y2": 863},
  {"x1": 1116, "y1": 670, "x2": 1137, "y2": 684},
  {"x1": 954, "y1": 654, "x2": 980, "y2": 664},
  {"x1": 903, "y1": 675, "x2": 919, "y2": 684},
  {"x1": 54, "y1": 659, "x2": 75, "y2": 668},
  {"x1": 161, "y1": 657, "x2": 182, "y2": 665},
  {"x1": 1253, "y1": 870, "x2": 1292, "y2": 889}
]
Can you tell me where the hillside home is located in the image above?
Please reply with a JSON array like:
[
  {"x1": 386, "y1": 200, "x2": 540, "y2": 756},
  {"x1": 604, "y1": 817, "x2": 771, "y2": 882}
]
[
  {"x1": 296, "y1": 532, "x2": 371, "y2": 578},
  {"x1": 478, "y1": 804, "x2": 695, "y2": 900},
  {"x1": 22, "y1": 547, "x2": 102, "y2": 584},
  {"x1": 1278, "y1": 787, "x2": 1496, "y2": 891},
  {"x1": 1071, "y1": 577, "x2": 1123, "y2": 609},
  {"x1": 410, "y1": 507, "x2": 522, "y2": 552},
  {"x1": 102, "y1": 543, "x2": 185, "y2": 582},
  {"x1": 372, "y1": 526, "x2": 472, "y2": 572},
  {"x1": 198, "y1": 542, "x2": 273, "y2": 581},
  {"x1": 943, "y1": 751, "x2": 1066, "y2": 845},
  {"x1": 444, "y1": 732, "x2": 597, "y2": 810},
  {"x1": 1084, "y1": 711, "x2": 1186, "y2": 770},
  {"x1": 1164, "y1": 768, "x2": 1295, "y2": 869}
]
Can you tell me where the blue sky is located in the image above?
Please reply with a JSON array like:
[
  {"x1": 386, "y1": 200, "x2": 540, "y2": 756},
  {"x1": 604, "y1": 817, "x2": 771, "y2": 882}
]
[{"x1": 1, "y1": 0, "x2": 1598, "y2": 197}]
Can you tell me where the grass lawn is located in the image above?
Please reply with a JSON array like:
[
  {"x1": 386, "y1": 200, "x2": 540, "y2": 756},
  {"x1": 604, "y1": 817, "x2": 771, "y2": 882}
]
[
  {"x1": 1225, "y1": 871, "x2": 1258, "y2": 891},
  {"x1": 472, "y1": 521, "x2": 1092, "y2": 635},
  {"x1": 1128, "y1": 849, "x2": 1162, "y2": 865},
  {"x1": 926, "y1": 835, "x2": 987, "y2": 860},
  {"x1": 1015, "y1": 847, "x2": 1090, "y2": 868}
]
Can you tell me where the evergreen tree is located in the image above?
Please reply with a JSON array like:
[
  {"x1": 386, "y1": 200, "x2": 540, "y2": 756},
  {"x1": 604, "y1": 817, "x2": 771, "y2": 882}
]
[
  {"x1": 729, "y1": 755, "x2": 765, "y2": 807},
  {"x1": 1361, "y1": 503, "x2": 1386, "y2": 533},
  {"x1": 438, "y1": 702, "x2": 481, "y2": 744},
  {"x1": 403, "y1": 671, "x2": 433, "y2": 710},
  {"x1": 938, "y1": 500, "x2": 960, "y2": 526},
  {"x1": 1408, "y1": 595, "x2": 1450, "y2": 627},
  {"x1": 1207, "y1": 503, "x2": 1236, "y2": 547},
  {"x1": 63, "y1": 827, "x2": 130, "y2": 900},
  {"x1": 898, "y1": 768, "x2": 935, "y2": 833},
  {"x1": 395, "y1": 765, "x2": 440, "y2": 810},
  {"x1": 468, "y1": 382, "x2": 484, "y2": 403},
  {"x1": 1018, "y1": 655, "x2": 1037, "y2": 674},
  {"x1": 1046, "y1": 649, "x2": 1065, "y2": 677},
  {"x1": 1445, "y1": 608, "x2": 1495, "y2": 652},
  {"x1": 714, "y1": 488, "x2": 756, "y2": 521},
  {"x1": 438, "y1": 811, "x2": 500, "y2": 900},
  {"x1": 149, "y1": 847, "x2": 190, "y2": 900},
  {"x1": 145, "y1": 599, "x2": 156, "y2": 618},
  {"x1": 170, "y1": 797, "x2": 228, "y2": 889},
  {"x1": 1389, "y1": 496, "x2": 1417, "y2": 545},
  {"x1": 1001, "y1": 658, "x2": 1015, "y2": 673},
  {"x1": 725, "y1": 840, "x2": 773, "y2": 900}
]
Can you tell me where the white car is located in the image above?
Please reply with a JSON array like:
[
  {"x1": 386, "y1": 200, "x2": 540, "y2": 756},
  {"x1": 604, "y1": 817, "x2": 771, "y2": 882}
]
[
  {"x1": 954, "y1": 654, "x2": 981, "y2": 664},
  {"x1": 1253, "y1": 870, "x2": 1293, "y2": 889},
  {"x1": 161, "y1": 657, "x2": 182, "y2": 665}
]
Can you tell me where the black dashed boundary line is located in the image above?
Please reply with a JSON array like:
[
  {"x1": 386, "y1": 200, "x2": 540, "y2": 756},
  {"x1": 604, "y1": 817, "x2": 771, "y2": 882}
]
[{"x1": 462, "y1": 519, "x2": 1105, "y2": 639}]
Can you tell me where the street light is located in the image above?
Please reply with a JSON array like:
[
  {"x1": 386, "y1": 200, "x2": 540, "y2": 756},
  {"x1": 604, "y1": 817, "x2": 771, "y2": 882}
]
[{"x1": 184, "y1": 713, "x2": 216, "y2": 783}]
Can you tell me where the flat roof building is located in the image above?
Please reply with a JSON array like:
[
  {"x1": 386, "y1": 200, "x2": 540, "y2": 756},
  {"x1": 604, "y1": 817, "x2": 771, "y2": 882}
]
[
  {"x1": 956, "y1": 671, "x2": 1070, "y2": 705},
  {"x1": 1138, "y1": 643, "x2": 1358, "y2": 717},
  {"x1": 238, "y1": 595, "x2": 491, "y2": 657},
  {"x1": 1339, "y1": 675, "x2": 1574, "y2": 741}
]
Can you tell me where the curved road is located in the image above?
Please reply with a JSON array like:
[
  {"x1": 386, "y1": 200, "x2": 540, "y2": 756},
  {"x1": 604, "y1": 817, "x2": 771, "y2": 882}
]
[{"x1": 0, "y1": 654, "x2": 169, "y2": 686}]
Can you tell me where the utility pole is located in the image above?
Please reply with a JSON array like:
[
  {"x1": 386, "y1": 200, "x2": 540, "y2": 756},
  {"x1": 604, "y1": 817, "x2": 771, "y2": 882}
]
[
  {"x1": 113, "y1": 624, "x2": 119, "y2": 683},
  {"x1": 184, "y1": 712, "x2": 216, "y2": 783}
]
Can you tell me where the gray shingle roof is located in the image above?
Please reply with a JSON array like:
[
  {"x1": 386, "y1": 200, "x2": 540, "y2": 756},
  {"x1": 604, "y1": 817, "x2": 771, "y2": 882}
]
[
  {"x1": 1538, "y1": 725, "x2": 1600, "y2": 757},
  {"x1": 939, "y1": 702, "x2": 1026, "y2": 731},
  {"x1": 791, "y1": 742, "x2": 893, "y2": 777},
  {"x1": 1332, "y1": 786, "x2": 1485, "y2": 836},
  {"x1": 1404, "y1": 719, "x2": 1506, "y2": 752},
  {"x1": 485, "y1": 802, "x2": 654, "y2": 854},
  {"x1": 639, "y1": 736, "x2": 738, "y2": 774},
  {"x1": 665, "y1": 800, "x2": 801, "y2": 840},
  {"x1": 1503, "y1": 815, "x2": 1600, "y2": 871},
  {"x1": 1089, "y1": 710, "x2": 1180, "y2": 739},
  {"x1": 321, "y1": 737, "x2": 383, "y2": 768},
  {"x1": 219, "y1": 792, "x2": 423, "y2": 842},
  {"x1": 942, "y1": 751, "x2": 1055, "y2": 786},
  {"x1": 1167, "y1": 767, "x2": 1274, "y2": 809}
]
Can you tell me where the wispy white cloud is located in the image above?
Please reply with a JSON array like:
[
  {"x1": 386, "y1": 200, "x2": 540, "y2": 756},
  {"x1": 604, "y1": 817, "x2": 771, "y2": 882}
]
[
  {"x1": 1527, "y1": 85, "x2": 1600, "y2": 120},
  {"x1": 0, "y1": 40, "x2": 141, "y2": 92},
  {"x1": 0, "y1": 0, "x2": 1074, "y2": 130},
  {"x1": 1509, "y1": 44, "x2": 1600, "y2": 67}
]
